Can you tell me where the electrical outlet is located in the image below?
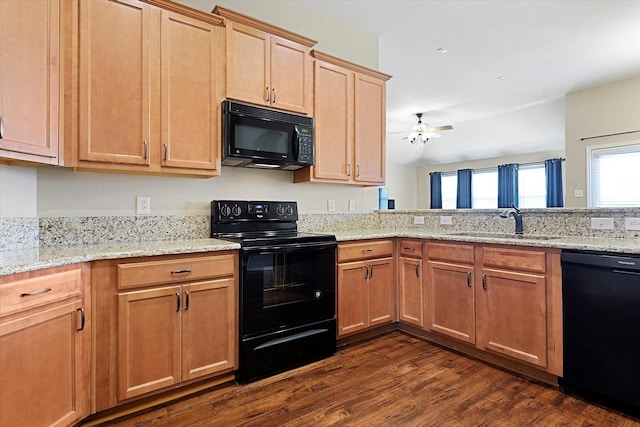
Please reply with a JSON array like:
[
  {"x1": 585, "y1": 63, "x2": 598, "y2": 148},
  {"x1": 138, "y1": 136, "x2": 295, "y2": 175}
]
[
  {"x1": 327, "y1": 199, "x2": 336, "y2": 212},
  {"x1": 413, "y1": 216, "x2": 425, "y2": 225},
  {"x1": 348, "y1": 200, "x2": 356, "y2": 211},
  {"x1": 574, "y1": 189, "x2": 584, "y2": 198},
  {"x1": 136, "y1": 196, "x2": 151, "y2": 215},
  {"x1": 625, "y1": 218, "x2": 640, "y2": 230},
  {"x1": 440, "y1": 216, "x2": 453, "y2": 225},
  {"x1": 590, "y1": 217, "x2": 614, "y2": 230}
]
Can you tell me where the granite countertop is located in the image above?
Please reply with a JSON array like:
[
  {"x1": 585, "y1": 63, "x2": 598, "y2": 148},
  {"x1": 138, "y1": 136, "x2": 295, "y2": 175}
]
[
  {"x1": 0, "y1": 238, "x2": 240, "y2": 276},
  {"x1": 3, "y1": 229, "x2": 640, "y2": 277},
  {"x1": 332, "y1": 228, "x2": 640, "y2": 254}
]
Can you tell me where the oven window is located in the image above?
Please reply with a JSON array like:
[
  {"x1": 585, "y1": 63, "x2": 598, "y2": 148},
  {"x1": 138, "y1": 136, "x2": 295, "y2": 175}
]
[{"x1": 241, "y1": 246, "x2": 336, "y2": 337}]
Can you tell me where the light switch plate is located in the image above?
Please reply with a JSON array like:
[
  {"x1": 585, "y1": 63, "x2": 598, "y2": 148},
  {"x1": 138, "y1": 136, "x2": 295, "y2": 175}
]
[
  {"x1": 348, "y1": 200, "x2": 356, "y2": 211},
  {"x1": 591, "y1": 217, "x2": 614, "y2": 230},
  {"x1": 327, "y1": 199, "x2": 336, "y2": 212},
  {"x1": 625, "y1": 218, "x2": 640, "y2": 230},
  {"x1": 440, "y1": 216, "x2": 453, "y2": 225}
]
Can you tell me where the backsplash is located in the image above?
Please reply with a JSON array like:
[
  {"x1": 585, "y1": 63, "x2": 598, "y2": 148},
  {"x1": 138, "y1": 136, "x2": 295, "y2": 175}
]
[{"x1": 3, "y1": 208, "x2": 640, "y2": 250}]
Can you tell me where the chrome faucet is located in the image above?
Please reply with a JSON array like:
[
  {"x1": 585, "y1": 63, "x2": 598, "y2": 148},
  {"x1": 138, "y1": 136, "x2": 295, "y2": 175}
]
[{"x1": 500, "y1": 205, "x2": 523, "y2": 234}]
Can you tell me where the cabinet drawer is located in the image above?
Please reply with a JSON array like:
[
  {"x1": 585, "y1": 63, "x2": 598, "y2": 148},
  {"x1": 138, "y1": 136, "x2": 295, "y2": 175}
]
[
  {"x1": 399, "y1": 239, "x2": 422, "y2": 258},
  {"x1": 118, "y1": 254, "x2": 235, "y2": 290},
  {"x1": 427, "y1": 241, "x2": 474, "y2": 264},
  {"x1": 0, "y1": 268, "x2": 83, "y2": 318},
  {"x1": 338, "y1": 240, "x2": 394, "y2": 263},
  {"x1": 481, "y1": 246, "x2": 546, "y2": 273}
]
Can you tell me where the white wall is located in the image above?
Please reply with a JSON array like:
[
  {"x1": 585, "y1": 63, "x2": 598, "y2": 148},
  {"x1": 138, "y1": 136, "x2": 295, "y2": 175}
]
[
  {"x1": 564, "y1": 76, "x2": 640, "y2": 207},
  {"x1": 0, "y1": 165, "x2": 38, "y2": 217}
]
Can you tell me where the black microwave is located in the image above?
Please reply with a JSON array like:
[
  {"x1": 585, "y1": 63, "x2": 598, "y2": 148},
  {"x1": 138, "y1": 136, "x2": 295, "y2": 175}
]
[{"x1": 222, "y1": 100, "x2": 314, "y2": 170}]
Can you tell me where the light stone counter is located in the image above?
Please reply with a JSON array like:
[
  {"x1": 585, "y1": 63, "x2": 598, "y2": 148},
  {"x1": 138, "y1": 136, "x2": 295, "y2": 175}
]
[
  {"x1": 332, "y1": 229, "x2": 640, "y2": 254},
  {"x1": 0, "y1": 238, "x2": 240, "y2": 276}
]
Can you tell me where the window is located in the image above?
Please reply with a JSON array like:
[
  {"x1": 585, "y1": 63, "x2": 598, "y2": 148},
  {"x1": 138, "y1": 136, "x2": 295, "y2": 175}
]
[
  {"x1": 472, "y1": 168, "x2": 497, "y2": 208},
  {"x1": 441, "y1": 172, "x2": 457, "y2": 209},
  {"x1": 518, "y1": 163, "x2": 546, "y2": 208},
  {"x1": 589, "y1": 143, "x2": 640, "y2": 207}
]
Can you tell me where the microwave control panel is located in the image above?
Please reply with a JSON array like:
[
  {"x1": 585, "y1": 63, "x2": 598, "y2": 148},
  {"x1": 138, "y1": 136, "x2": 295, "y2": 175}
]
[
  {"x1": 296, "y1": 126, "x2": 314, "y2": 165},
  {"x1": 212, "y1": 200, "x2": 298, "y2": 222}
]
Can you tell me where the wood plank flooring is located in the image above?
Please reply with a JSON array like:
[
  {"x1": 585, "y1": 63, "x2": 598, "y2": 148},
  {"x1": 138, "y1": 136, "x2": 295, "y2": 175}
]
[{"x1": 100, "y1": 332, "x2": 640, "y2": 426}]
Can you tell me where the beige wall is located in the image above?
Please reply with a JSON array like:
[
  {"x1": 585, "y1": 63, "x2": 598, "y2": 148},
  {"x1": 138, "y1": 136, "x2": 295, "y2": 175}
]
[
  {"x1": 0, "y1": 166, "x2": 37, "y2": 217},
  {"x1": 417, "y1": 151, "x2": 565, "y2": 209},
  {"x1": 564, "y1": 76, "x2": 640, "y2": 207}
]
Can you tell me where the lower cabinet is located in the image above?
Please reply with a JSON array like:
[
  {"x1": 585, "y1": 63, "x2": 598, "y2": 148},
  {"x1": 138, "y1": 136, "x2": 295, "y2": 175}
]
[
  {"x1": 0, "y1": 264, "x2": 90, "y2": 427},
  {"x1": 92, "y1": 252, "x2": 237, "y2": 411},
  {"x1": 425, "y1": 241, "x2": 475, "y2": 344},
  {"x1": 397, "y1": 239, "x2": 424, "y2": 327},
  {"x1": 337, "y1": 240, "x2": 395, "y2": 336}
]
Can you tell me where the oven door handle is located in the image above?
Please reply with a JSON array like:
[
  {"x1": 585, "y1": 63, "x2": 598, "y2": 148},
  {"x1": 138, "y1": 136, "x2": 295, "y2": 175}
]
[{"x1": 243, "y1": 241, "x2": 337, "y2": 253}]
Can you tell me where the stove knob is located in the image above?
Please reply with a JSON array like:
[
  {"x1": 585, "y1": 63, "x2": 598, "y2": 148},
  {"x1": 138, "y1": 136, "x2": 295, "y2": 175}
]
[
  {"x1": 220, "y1": 205, "x2": 231, "y2": 217},
  {"x1": 276, "y1": 205, "x2": 284, "y2": 216},
  {"x1": 285, "y1": 205, "x2": 294, "y2": 215},
  {"x1": 314, "y1": 290, "x2": 322, "y2": 299},
  {"x1": 232, "y1": 205, "x2": 242, "y2": 216}
]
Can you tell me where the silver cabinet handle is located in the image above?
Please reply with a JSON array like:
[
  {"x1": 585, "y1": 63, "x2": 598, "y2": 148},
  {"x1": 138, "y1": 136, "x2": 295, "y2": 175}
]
[
  {"x1": 171, "y1": 269, "x2": 192, "y2": 275},
  {"x1": 347, "y1": 164, "x2": 351, "y2": 176},
  {"x1": 163, "y1": 143, "x2": 168, "y2": 161},
  {"x1": 467, "y1": 271, "x2": 472, "y2": 288},
  {"x1": 184, "y1": 290, "x2": 189, "y2": 311},
  {"x1": 369, "y1": 264, "x2": 374, "y2": 279},
  {"x1": 176, "y1": 292, "x2": 181, "y2": 312},
  {"x1": 21, "y1": 288, "x2": 52, "y2": 297},
  {"x1": 143, "y1": 141, "x2": 148, "y2": 159},
  {"x1": 404, "y1": 247, "x2": 415, "y2": 251},
  {"x1": 266, "y1": 86, "x2": 270, "y2": 102},
  {"x1": 77, "y1": 307, "x2": 86, "y2": 331},
  {"x1": 482, "y1": 273, "x2": 487, "y2": 291},
  {"x1": 362, "y1": 248, "x2": 374, "y2": 253},
  {"x1": 364, "y1": 265, "x2": 369, "y2": 279},
  {"x1": 415, "y1": 263, "x2": 420, "y2": 278},
  {"x1": 0, "y1": 116, "x2": 4, "y2": 139},
  {"x1": 272, "y1": 88, "x2": 276, "y2": 103},
  {"x1": 356, "y1": 164, "x2": 360, "y2": 177}
]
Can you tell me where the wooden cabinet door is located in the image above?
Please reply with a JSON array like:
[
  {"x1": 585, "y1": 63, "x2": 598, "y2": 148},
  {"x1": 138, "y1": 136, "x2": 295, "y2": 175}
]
[
  {"x1": 118, "y1": 285, "x2": 181, "y2": 400},
  {"x1": 0, "y1": 300, "x2": 85, "y2": 427},
  {"x1": 476, "y1": 268, "x2": 547, "y2": 368},
  {"x1": 337, "y1": 261, "x2": 367, "y2": 336},
  {"x1": 0, "y1": 0, "x2": 59, "y2": 163},
  {"x1": 398, "y1": 257, "x2": 423, "y2": 327},
  {"x1": 269, "y1": 35, "x2": 311, "y2": 114},
  {"x1": 312, "y1": 59, "x2": 352, "y2": 181},
  {"x1": 182, "y1": 278, "x2": 235, "y2": 381},
  {"x1": 79, "y1": 0, "x2": 153, "y2": 165},
  {"x1": 427, "y1": 261, "x2": 475, "y2": 344},
  {"x1": 353, "y1": 73, "x2": 385, "y2": 184},
  {"x1": 160, "y1": 11, "x2": 219, "y2": 172},
  {"x1": 225, "y1": 22, "x2": 270, "y2": 108},
  {"x1": 367, "y1": 258, "x2": 395, "y2": 326}
]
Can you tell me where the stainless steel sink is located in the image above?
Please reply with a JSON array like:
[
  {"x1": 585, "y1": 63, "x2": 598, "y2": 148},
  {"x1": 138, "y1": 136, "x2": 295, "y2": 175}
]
[{"x1": 448, "y1": 231, "x2": 561, "y2": 240}]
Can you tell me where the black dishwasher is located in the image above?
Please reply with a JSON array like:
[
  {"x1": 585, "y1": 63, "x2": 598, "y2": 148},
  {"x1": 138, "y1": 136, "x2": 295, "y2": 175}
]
[{"x1": 561, "y1": 249, "x2": 640, "y2": 415}]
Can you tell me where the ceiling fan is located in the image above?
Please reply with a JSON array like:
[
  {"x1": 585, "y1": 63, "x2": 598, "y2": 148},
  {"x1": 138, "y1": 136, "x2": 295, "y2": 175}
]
[{"x1": 394, "y1": 113, "x2": 453, "y2": 144}]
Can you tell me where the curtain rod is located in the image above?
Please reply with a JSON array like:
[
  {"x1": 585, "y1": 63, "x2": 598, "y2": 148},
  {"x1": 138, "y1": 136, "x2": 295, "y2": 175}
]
[
  {"x1": 432, "y1": 158, "x2": 565, "y2": 175},
  {"x1": 580, "y1": 130, "x2": 640, "y2": 141}
]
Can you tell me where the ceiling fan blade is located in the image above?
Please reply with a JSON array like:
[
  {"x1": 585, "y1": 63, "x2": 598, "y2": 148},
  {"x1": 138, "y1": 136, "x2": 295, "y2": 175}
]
[{"x1": 428, "y1": 125, "x2": 453, "y2": 132}]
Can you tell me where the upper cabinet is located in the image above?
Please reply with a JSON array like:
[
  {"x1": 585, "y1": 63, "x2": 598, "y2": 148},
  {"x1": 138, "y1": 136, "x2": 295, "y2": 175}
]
[
  {"x1": 75, "y1": 0, "x2": 224, "y2": 176},
  {"x1": 213, "y1": 6, "x2": 314, "y2": 115},
  {"x1": 0, "y1": 0, "x2": 63, "y2": 165},
  {"x1": 213, "y1": 6, "x2": 316, "y2": 115},
  {"x1": 294, "y1": 51, "x2": 391, "y2": 186}
]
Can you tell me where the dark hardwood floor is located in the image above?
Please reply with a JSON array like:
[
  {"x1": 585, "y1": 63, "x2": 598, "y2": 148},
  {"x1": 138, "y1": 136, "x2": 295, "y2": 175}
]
[{"x1": 104, "y1": 332, "x2": 640, "y2": 426}]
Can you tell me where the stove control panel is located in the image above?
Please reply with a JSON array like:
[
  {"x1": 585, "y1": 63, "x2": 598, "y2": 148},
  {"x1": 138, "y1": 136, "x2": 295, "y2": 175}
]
[{"x1": 211, "y1": 200, "x2": 298, "y2": 222}]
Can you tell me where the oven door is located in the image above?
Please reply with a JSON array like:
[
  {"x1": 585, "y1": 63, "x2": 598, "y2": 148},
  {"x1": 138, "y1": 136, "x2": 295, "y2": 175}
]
[{"x1": 240, "y1": 241, "x2": 336, "y2": 338}]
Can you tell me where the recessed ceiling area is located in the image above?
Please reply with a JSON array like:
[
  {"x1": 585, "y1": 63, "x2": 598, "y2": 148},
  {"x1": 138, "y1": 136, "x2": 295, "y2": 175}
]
[{"x1": 296, "y1": 0, "x2": 640, "y2": 167}]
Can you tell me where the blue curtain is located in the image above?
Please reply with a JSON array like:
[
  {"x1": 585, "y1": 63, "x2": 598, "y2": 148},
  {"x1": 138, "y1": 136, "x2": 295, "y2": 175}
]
[
  {"x1": 546, "y1": 158, "x2": 564, "y2": 207},
  {"x1": 430, "y1": 172, "x2": 442, "y2": 209},
  {"x1": 498, "y1": 163, "x2": 519, "y2": 208},
  {"x1": 456, "y1": 169, "x2": 472, "y2": 208}
]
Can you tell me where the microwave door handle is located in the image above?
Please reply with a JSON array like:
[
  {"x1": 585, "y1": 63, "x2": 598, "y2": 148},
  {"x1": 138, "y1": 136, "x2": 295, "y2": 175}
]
[{"x1": 292, "y1": 127, "x2": 300, "y2": 161}]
